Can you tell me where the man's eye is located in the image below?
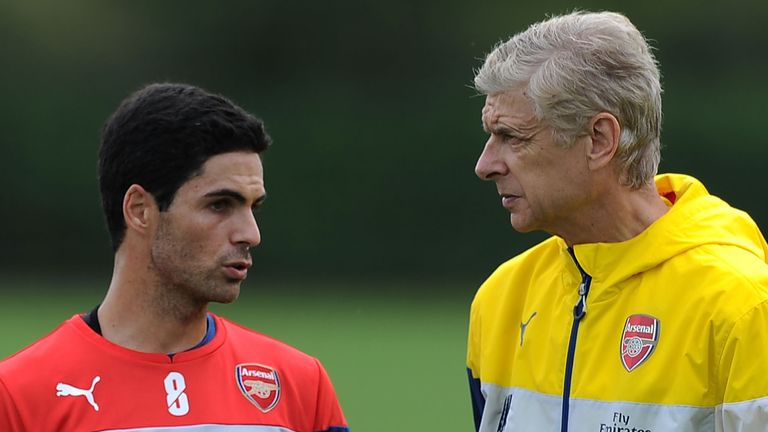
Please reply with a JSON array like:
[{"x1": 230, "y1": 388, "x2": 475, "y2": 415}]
[
  {"x1": 501, "y1": 134, "x2": 524, "y2": 145},
  {"x1": 210, "y1": 201, "x2": 230, "y2": 211}
]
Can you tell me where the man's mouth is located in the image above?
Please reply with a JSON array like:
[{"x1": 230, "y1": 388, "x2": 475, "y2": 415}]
[
  {"x1": 501, "y1": 194, "x2": 522, "y2": 208},
  {"x1": 223, "y1": 260, "x2": 252, "y2": 280}
]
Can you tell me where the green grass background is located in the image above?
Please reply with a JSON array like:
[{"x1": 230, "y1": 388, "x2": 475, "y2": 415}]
[{"x1": 0, "y1": 279, "x2": 475, "y2": 431}]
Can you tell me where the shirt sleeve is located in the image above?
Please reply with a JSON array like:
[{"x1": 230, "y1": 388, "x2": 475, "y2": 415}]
[
  {"x1": 467, "y1": 367, "x2": 485, "y2": 432},
  {"x1": 312, "y1": 358, "x2": 350, "y2": 432},
  {"x1": 467, "y1": 295, "x2": 484, "y2": 431},
  {"x1": 0, "y1": 377, "x2": 23, "y2": 431},
  {"x1": 716, "y1": 299, "x2": 768, "y2": 431}
]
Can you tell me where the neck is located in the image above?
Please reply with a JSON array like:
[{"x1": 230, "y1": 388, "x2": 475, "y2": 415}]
[
  {"x1": 98, "y1": 248, "x2": 209, "y2": 354},
  {"x1": 558, "y1": 183, "x2": 669, "y2": 247}
]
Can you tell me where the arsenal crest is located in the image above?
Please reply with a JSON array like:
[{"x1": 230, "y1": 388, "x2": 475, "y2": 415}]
[
  {"x1": 620, "y1": 314, "x2": 660, "y2": 372},
  {"x1": 236, "y1": 363, "x2": 281, "y2": 412}
]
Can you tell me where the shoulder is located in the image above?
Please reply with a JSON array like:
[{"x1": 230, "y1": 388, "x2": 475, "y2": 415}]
[
  {"x1": 679, "y1": 244, "x2": 768, "y2": 316},
  {"x1": 0, "y1": 316, "x2": 88, "y2": 406},
  {"x1": 696, "y1": 243, "x2": 768, "y2": 286},
  {"x1": 0, "y1": 316, "x2": 80, "y2": 378},
  {"x1": 215, "y1": 315, "x2": 324, "y2": 374},
  {"x1": 473, "y1": 236, "x2": 563, "y2": 306}
]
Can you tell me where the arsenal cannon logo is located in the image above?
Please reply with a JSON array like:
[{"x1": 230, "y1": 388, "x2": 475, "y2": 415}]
[
  {"x1": 236, "y1": 363, "x2": 281, "y2": 412},
  {"x1": 620, "y1": 314, "x2": 660, "y2": 372}
]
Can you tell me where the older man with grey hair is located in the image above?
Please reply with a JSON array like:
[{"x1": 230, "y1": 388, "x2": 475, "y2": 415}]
[{"x1": 467, "y1": 11, "x2": 768, "y2": 432}]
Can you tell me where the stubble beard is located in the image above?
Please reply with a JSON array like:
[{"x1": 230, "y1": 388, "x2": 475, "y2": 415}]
[{"x1": 150, "y1": 223, "x2": 242, "y2": 321}]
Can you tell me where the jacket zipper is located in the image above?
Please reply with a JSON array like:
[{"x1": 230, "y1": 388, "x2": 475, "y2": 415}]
[{"x1": 561, "y1": 248, "x2": 592, "y2": 432}]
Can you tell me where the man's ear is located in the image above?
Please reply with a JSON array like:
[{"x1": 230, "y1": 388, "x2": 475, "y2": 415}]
[
  {"x1": 586, "y1": 112, "x2": 621, "y2": 171},
  {"x1": 122, "y1": 184, "x2": 157, "y2": 236}
]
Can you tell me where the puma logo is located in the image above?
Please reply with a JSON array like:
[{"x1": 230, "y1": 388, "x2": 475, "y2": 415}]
[
  {"x1": 56, "y1": 376, "x2": 101, "y2": 411},
  {"x1": 520, "y1": 312, "x2": 537, "y2": 346}
]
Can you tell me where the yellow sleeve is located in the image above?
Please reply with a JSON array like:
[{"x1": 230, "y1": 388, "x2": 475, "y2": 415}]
[
  {"x1": 467, "y1": 293, "x2": 482, "y2": 376},
  {"x1": 716, "y1": 299, "x2": 768, "y2": 430}
]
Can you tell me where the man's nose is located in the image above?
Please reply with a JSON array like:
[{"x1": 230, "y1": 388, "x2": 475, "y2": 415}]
[
  {"x1": 235, "y1": 211, "x2": 261, "y2": 247},
  {"x1": 475, "y1": 138, "x2": 506, "y2": 180}
]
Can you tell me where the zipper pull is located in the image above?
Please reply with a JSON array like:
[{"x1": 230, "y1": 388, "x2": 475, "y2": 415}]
[
  {"x1": 573, "y1": 281, "x2": 588, "y2": 320},
  {"x1": 567, "y1": 247, "x2": 591, "y2": 321}
]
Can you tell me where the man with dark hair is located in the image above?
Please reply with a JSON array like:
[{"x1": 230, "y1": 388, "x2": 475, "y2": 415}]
[
  {"x1": 467, "y1": 11, "x2": 768, "y2": 432},
  {"x1": 0, "y1": 83, "x2": 350, "y2": 432}
]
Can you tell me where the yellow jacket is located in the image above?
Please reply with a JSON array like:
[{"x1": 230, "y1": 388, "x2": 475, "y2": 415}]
[{"x1": 467, "y1": 174, "x2": 768, "y2": 432}]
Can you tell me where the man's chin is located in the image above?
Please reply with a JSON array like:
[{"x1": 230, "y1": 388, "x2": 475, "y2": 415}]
[
  {"x1": 509, "y1": 215, "x2": 536, "y2": 233},
  {"x1": 211, "y1": 282, "x2": 241, "y2": 304}
]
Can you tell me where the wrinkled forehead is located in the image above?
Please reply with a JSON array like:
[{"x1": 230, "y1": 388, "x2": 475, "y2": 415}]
[
  {"x1": 481, "y1": 95, "x2": 502, "y2": 128},
  {"x1": 481, "y1": 90, "x2": 539, "y2": 132}
]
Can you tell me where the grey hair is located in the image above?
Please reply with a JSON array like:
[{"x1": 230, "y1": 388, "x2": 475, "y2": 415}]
[{"x1": 474, "y1": 11, "x2": 662, "y2": 188}]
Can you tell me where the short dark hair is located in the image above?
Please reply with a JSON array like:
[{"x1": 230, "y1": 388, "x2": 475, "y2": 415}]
[{"x1": 98, "y1": 83, "x2": 271, "y2": 251}]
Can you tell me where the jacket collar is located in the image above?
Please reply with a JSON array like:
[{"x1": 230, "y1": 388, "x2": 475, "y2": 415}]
[{"x1": 557, "y1": 174, "x2": 767, "y2": 298}]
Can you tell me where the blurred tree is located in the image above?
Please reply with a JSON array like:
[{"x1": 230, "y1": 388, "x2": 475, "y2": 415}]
[{"x1": 1, "y1": 0, "x2": 766, "y2": 289}]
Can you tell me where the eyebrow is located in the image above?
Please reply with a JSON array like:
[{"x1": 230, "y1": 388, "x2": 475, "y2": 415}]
[
  {"x1": 484, "y1": 124, "x2": 525, "y2": 136},
  {"x1": 203, "y1": 189, "x2": 267, "y2": 206},
  {"x1": 483, "y1": 119, "x2": 542, "y2": 138}
]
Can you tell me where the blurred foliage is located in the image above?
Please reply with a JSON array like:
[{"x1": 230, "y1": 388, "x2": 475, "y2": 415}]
[{"x1": 1, "y1": 0, "x2": 767, "y2": 288}]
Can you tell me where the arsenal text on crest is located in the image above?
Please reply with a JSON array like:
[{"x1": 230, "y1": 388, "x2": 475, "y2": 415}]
[
  {"x1": 236, "y1": 363, "x2": 281, "y2": 412},
  {"x1": 620, "y1": 314, "x2": 660, "y2": 372}
]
